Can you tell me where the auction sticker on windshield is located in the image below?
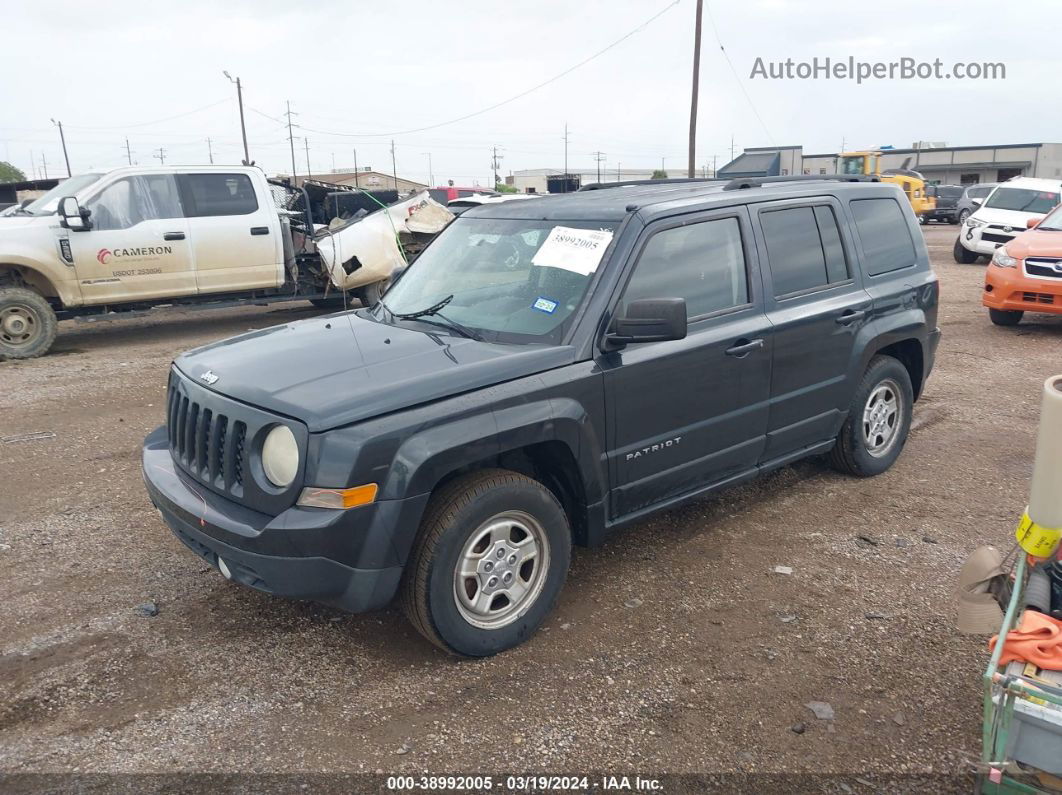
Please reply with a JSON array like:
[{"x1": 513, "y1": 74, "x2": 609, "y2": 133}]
[{"x1": 531, "y1": 226, "x2": 613, "y2": 276}]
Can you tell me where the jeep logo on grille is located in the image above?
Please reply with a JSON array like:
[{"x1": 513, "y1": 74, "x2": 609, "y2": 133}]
[{"x1": 200, "y1": 370, "x2": 219, "y2": 385}]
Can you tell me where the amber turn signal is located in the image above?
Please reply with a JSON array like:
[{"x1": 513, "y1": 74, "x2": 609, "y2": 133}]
[{"x1": 297, "y1": 483, "x2": 378, "y2": 510}]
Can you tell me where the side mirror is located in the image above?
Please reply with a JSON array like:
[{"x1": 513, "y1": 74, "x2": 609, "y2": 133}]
[
  {"x1": 972, "y1": 198, "x2": 983, "y2": 206},
  {"x1": 58, "y1": 196, "x2": 91, "y2": 231},
  {"x1": 1027, "y1": 216, "x2": 1043, "y2": 229},
  {"x1": 605, "y1": 297, "x2": 687, "y2": 350}
]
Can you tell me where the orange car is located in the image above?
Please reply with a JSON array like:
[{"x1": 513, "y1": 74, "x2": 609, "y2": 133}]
[{"x1": 983, "y1": 206, "x2": 1062, "y2": 326}]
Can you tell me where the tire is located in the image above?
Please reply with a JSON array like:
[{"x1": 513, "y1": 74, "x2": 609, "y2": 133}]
[
  {"x1": 309, "y1": 295, "x2": 347, "y2": 310},
  {"x1": 917, "y1": 214, "x2": 926, "y2": 225},
  {"x1": 989, "y1": 308, "x2": 1023, "y2": 326},
  {"x1": 828, "y1": 355, "x2": 914, "y2": 478},
  {"x1": 402, "y1": 469, "x2": 572, "y2": 657},
  {"x1": 355, "y1": 278, "x2": 390, "y2": 308},
  {"x1": 958, "y1": 209, "x2": 971, "y2": 224},
  {"x1": 953, "y1": 236, "x2": 979, "y2": 264},
  {"x1": 0, "y1": 286, "x2": 58, "y2": 359}
]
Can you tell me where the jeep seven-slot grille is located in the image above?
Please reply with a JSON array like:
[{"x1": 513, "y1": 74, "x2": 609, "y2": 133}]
[{"x1": 167, "y1": 385, "x2": 246, "y2": 494}]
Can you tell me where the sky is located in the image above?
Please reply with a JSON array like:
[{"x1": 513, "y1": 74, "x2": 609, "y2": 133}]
[{"x1": 2, "y1": 0, "x2": 1058, "y2": 186}]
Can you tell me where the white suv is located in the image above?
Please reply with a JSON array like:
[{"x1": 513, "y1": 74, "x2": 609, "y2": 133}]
[{"x1": 954, "y1": 177, "x2": 1062, "y2": 263}]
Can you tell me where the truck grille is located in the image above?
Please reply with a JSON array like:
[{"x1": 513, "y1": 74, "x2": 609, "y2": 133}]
[
  {"x1": 165, "y1": 367, "x2": 307, "y2": 514},
  {"x1": 167, "y1": 388, "x2": 247, "y2": 494}
]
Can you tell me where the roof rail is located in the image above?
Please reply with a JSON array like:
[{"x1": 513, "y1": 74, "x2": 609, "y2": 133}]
[
  {"x1": 722, "y1": 174, "x2": 881, "y2": 191},
  {"x1": 578, "y1": 177, "x2": 726, "y2": 192}
]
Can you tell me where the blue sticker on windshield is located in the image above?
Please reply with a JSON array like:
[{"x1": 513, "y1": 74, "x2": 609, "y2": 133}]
[{"x1": 532, "y1": 296, "x2": 558, "y2": 314}]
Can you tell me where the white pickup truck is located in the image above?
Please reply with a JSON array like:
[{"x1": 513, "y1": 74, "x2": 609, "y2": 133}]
[{"x1": 0, "y1": 165, "x2": 453, "y2": 358}]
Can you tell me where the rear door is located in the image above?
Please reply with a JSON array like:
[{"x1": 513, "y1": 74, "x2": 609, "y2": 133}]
[
  {"x1": 753, "y1": 198, "x2": 872, "y2": 460},
  {"x1": 601, "y1": 207, "x2": 773, "y2": 518},
  {"x1": 69, "y1": 172, "x2": 194, "y2": 304},
  {"x1": 176, "y1": 172, "x2": 282, "y2": 294}
]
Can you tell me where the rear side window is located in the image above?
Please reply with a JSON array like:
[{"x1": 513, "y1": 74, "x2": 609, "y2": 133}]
[
  {"x1": 624, "y1": 216, "x2": 749, "y2": 319},
  {"x1": 760, "y1": 205, "x2": 849, "y2": 296},
  {"x1": 850, "y1": 198, "x2": 916, "y2": 276},
  {"x1": 180, "y1": 173, "x2": 259, "y2": 217}
]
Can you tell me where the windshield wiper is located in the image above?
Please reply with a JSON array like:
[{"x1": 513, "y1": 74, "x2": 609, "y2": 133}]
[
  {"x1": 379, "y1": 294, "x2": 482, "y2": 340},
  {"x1": 394, "y1": 294, "x2": 454, "y2": 320}
]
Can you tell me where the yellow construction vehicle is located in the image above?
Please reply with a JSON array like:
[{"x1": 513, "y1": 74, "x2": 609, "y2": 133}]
[{"x1": 837, "y1": 151, "x2": 935, "y2": 223}]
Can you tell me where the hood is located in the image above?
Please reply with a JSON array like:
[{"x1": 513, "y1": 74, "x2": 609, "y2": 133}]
[
  {"x1": 970, "y1": 207, "x2": 1046, "y2": 227},
  {"x1": 175, "y1": 311, "x2": 575, "y2": 432},
  {"x1": 1004, "y1": 227, "x2": 1062, "y2": 259},
  {"x1": 0, "y1": 214, "x2": 54, "y2": 230}
]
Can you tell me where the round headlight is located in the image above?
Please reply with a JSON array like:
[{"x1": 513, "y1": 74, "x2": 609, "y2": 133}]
[{"x1": 261, "y1": 425, "x2": 299, "y2": 488}]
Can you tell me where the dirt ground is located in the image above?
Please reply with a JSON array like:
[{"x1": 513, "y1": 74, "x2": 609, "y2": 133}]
[{"x1": 2, "y1": 223, "x2": 1059, "y2": 789}]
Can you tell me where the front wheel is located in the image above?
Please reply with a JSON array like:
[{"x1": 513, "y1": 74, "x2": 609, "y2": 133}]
[
  {"x1": 958, "y1": 209, "x2": 971, "y2": 224},
  {"x1": 918, "y1": 214, "x2": 927, "y2": 225},
  {"x1": 402, "y1": 469, "x2": 571, "y2": 656},
  {"x1": 828, "y1": 356, "x2": 914, "y2": 478},
  {"x1": 355, "y1": 278, "x2": 390, "y2": 308},
  {"x1": 953, "y1": 237, "x2": 979, "y2": 264},
  {"x1": 989, "y1": 308, "x2": 1023, "y2": 326},
  {"x1": 0, "y1": 286, "x2": 58, "y2": 359}
]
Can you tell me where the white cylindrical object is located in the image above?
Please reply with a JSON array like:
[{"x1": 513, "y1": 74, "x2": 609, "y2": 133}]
[{"x1": 1029, "y1": 375, "x2": 1062, "y2": 530}]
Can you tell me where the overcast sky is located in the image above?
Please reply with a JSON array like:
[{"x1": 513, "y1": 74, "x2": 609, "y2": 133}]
[{"x1": 2, "y1": 0, "x2": 1057, "y2": 185}]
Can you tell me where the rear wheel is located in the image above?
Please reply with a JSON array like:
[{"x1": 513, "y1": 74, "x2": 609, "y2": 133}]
[
  {"x1": 918, "y1": 214, "x2": 927, "y2": 225},
  {"x1": 989, "y1": 308, "x2": 1023, "y2": 326},
  {"x1": 355, "y1": 278, "x2": 390, "y2": 308},
  {"x1": 309, "y1": 295, "x2": 347, "y2": 310},
  {"x1": 402, "y1": 469, "x2": 571, "y2": 657},
  {"x1": 829, "y1": 356, "x2": 913, "y2": 478},
  {"x1": 0, "y1": 287, "x2": 58, "y2": 359},
  {"x1": 953, "y1": 237, "x2": 979, "y2": 264}
]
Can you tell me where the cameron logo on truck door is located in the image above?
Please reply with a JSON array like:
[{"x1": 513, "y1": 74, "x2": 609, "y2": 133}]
[{"x1": 96, "y1": 246, "x2": 173, "y2": 264}]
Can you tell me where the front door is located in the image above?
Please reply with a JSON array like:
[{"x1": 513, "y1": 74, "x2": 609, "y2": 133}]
[
  {"x1": 752, "y1": 198, "x2": 872, "y2": 460},
  {"x1": 177, "y1": 172, "x2": 281, "y2": 295},
  {"x1": 69, "y1": 173, "x2": 194, "y2": 304},
  {"x1": 601, "y1": 208, "x2": 773, "y2": 518}
]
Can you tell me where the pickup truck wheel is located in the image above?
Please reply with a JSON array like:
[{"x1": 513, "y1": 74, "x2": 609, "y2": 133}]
[
  {"x1": 402, "y1": 469, "x2": 571, "y2": 657},
  {"x1": 958, "y1": 209, "x2": 971, "y2": 224},
  {"x1": 828, "y1": 355, "x2": 913, "y2": 478},
  {"x1": 0, "y1": 287, "x2": 58, "y2": 359},
  {"x1": 989, "y1": 308, "x2": 1023, "y2": 326},
  {"x1": 355, "y1": 279, "x2": 389, "y2": 308},
  {"x1": 953, "y1": 237, "x2": 979, "y2": 264},
  {"x1": 309, "y1": 295, "x2": 347, "y2": 310}
]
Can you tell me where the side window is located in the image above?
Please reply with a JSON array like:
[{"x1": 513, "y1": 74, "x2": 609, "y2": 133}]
[
  {"x1": 850, "y1": 198, "x2": 917, "y2": 276},
  {"x1": 85, "y1": 175, "x2": 182, "y2": 231},
  {"x1": 180, "y1": 173, "x2": 259, "y2": 217},
  {"x1": 760, "y1": 205, "x2": 849, "y2": 296},
  {"x1": 623, "y1": 216, "x2": 749, "y2": 319}
]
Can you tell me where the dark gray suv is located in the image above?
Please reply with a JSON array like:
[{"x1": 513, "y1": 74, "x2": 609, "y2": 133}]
[{"x1": 143, "y1": 175, "x2": 941, "y2": 656}]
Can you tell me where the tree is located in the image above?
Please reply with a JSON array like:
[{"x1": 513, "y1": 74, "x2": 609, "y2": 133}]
[
  {"x1": 651, "y1": 169, "x2": 668, "y2": 180},
  {"x1": 495, "y1": 183, "x2": 518, "y2": 194},
  {"x1": 0, "y1": 162, "x2": 26, "y2": 183}
]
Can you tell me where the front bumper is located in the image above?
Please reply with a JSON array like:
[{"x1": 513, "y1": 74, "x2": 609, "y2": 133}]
[
  {"x1": 960, "y1": 224, "x2": 1018, "y2": 256},
  {"x1": 983, "y1": 265, "x2": 1062, "y2": 314},
  {"x1": 142, "y1": 426, "x2": 428, "y2": 613}
]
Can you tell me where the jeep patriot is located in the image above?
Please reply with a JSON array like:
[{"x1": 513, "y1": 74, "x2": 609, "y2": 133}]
[{"x1": 142, "y1": 175, "x2": 941, "y2": 656}]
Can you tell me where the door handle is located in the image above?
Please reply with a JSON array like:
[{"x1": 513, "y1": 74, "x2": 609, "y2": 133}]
[
  {"x1": 836, "y1": 309, "x2": 866, "y2": 325},
  {"x1": 250, "y1": 226, "x2": 270, "y2": 236},
  {"x1": 163, "y1": 232, "x2": 185, "y2": 241},
  {"x1": 725, "y1": 338, "x2": 764, "y2": 357}
]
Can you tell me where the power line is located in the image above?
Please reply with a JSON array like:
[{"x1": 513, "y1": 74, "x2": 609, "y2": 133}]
[
  {"x1": 64, "y1": 98, "x2": 230, "y2": 131},
  {"x1": 280, "y1": 0, "x2": 680, "y2": 139},
  {"x1": 703, "y1": 1, "x2": 773, "y2": 144}
]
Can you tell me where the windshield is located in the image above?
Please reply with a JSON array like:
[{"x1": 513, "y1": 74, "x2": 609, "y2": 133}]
[
  {"x1": 22, "y1": 173, "x2": 104, "y2": 215},
  {"x1": 1036, "y1": 204, "x2": 1062, "y2": 231},
  {"x1": 378, "y1": 217, "x2": 617, "y2": 344},
  {"x1": 983, "y1": 187, "x2": 1060, "y2": 214},
  {"x1": 838, "y1": 156, "x2": 866, "y2": 176}
]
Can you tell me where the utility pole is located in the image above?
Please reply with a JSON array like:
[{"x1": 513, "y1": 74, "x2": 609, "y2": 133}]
[
  {"x1": 154, "y1": 147, "x2": 166, "y2": 165},
  {"x1": 353, "y1": 148, "x2": 359, "y2": 188},
  {"x1": 206, "y1": 137, "x2": 214, "y2": 164},
  {"x1": 712, "y1": 154, "x2": 718, "y2": 177},
  {"x1": 730, "y1": 135, "x2": 735, "y2": 162},
  {"x1": 617, "y1": 162, "x2": 621, "y2": 182},
  {"x1": 592, "y1": 151, "x2": 606, "y2": 184},
  {"x1": 562, "y1": 123, "x2": 570, "y2": 192},
  {"x1": 284, "y1": 100, "x2": 298, "y2": 184},
  {"x1": 331, "y1": 152, "x2": 336, "y2": 173},
  {"x1": 687, "y1": 0, "x2": 703, "y2": 178},
  {"x1": 304, "y1": 137, "x2": 311, "y2": 176},
  {"x1": 223, "y1": 72, "x2": 250, "y2": 165},
  {"x1": 423, "y1": 152, "x2": 433, "y2": 186},
  {"x1": 40, "y1": 152, "x2": 48, "y2": 179},
  {"x1": 123, "y1": 138, "x2": 133, "y2": 166},
  {"x1": 661, "y1": 156, "x2": 666, "y2": 174},
  {"x1": 491, "y1": 146, "x2": 503, "y2": 190},
  {"x1": 390, "y1": 140, "x2": 398, "y2": 191},
  {"x1": 50, "y1": 119, "x2": 71, "y2": 177}
]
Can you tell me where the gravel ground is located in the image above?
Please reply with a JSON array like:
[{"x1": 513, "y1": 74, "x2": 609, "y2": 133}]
[{"x1": 2, "y1": 224, "x2": 1060, "y2": 789}]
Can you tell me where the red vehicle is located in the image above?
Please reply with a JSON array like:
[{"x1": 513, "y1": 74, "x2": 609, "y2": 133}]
[
  {"x1": 983, "y1": 206, "x2": 1062, "y2": 325},
  {"x1": 428, "y1": 186, "x2": 497, "y2": 204}
]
